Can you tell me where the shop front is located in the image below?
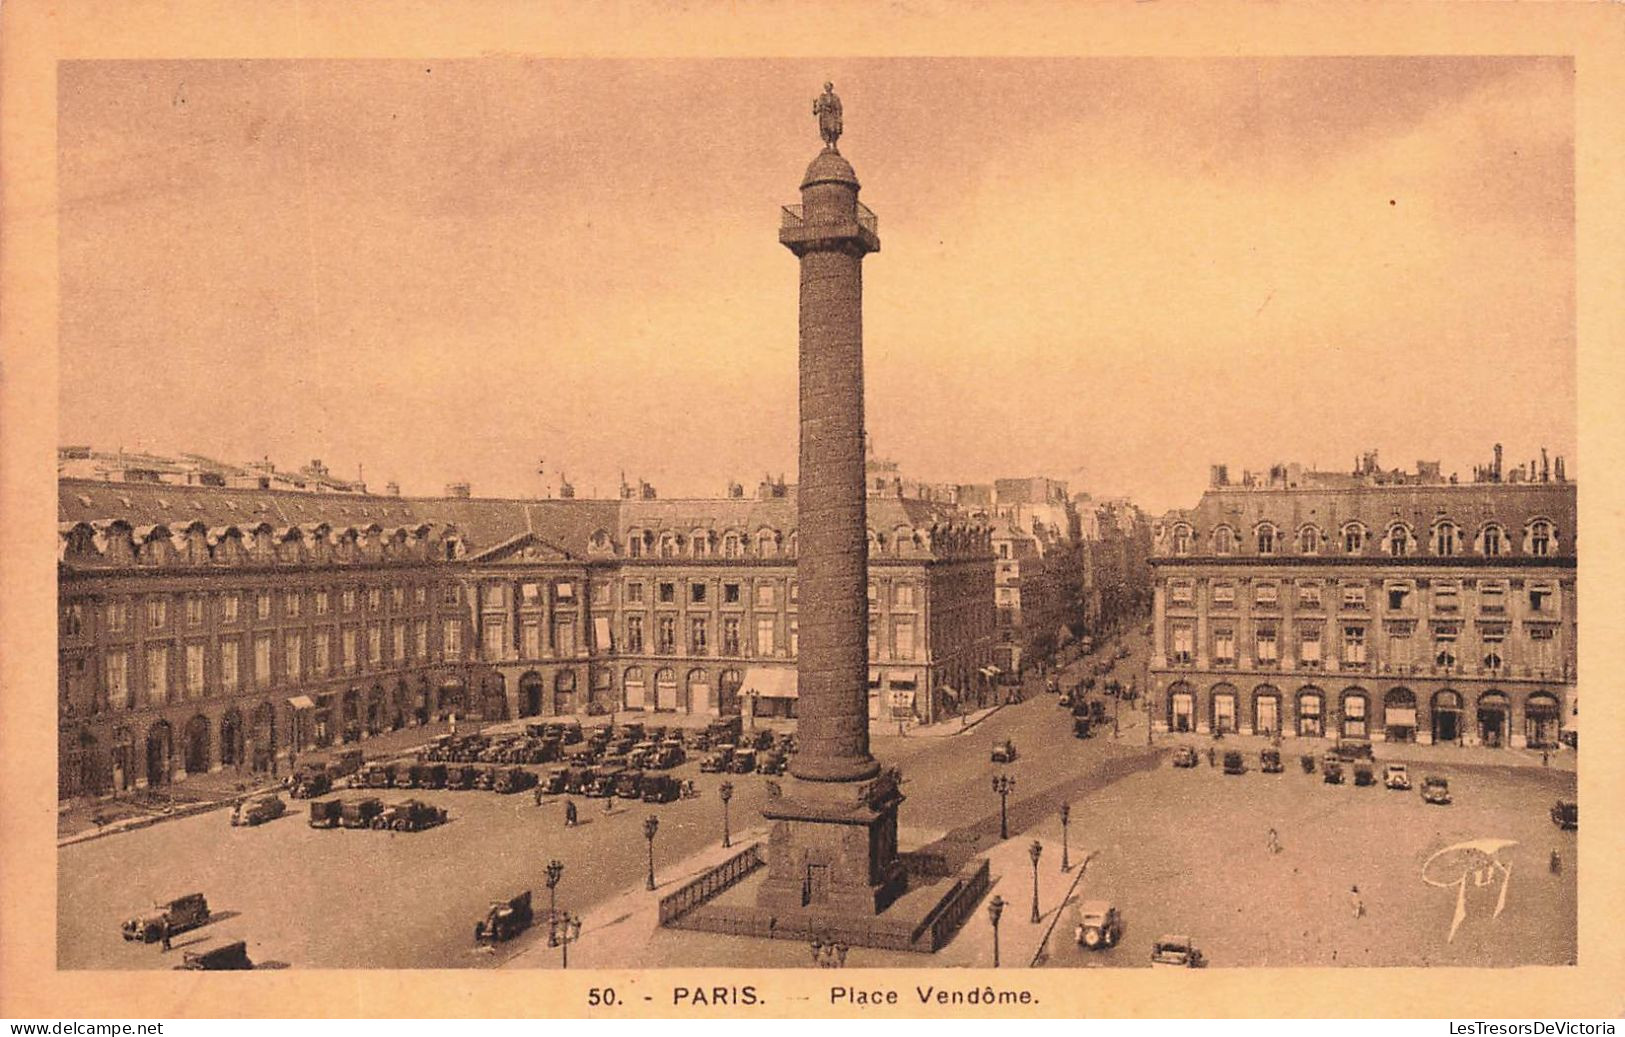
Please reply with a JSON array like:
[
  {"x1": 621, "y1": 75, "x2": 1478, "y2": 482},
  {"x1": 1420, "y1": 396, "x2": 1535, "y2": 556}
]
[
  {"x1": 1383, "y1": 688, "x2": 1417, "y2": 743},
  {"x1": 1524, "y1": 691, "x2": 1561, "y2": 749},
  {"x1": 1476, "y1": 690, "x2": 1510, "y2": 748},
  {"x1": 1296, "y1": 689, "x2": 1324, "y2": 738},
  {"x1": 743, "y1": 667, "x2": 797, "y2": 719},
  {"x1": 1431, "y1": 689, "x2": 1463, "y2": 745}
]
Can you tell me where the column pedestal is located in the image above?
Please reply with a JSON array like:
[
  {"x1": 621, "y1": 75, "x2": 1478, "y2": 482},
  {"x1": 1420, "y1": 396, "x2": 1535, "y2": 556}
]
[{"x1": 757, "y1": 770, "x2": 906, "y2": 917}]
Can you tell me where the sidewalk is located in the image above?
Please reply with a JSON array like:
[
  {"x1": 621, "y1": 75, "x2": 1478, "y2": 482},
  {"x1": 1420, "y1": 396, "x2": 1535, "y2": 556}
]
[
  {"x1": 1154, "y1": 730, "x2": 1575, "y2": 773},
  {"x1": 905, "y1": 704, "x2": 1004, "y2": 739}
]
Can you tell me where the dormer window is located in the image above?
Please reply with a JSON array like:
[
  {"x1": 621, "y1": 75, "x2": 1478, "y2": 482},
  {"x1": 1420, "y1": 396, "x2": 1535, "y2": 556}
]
[
  {"x1": 1298, "y1": 526, "x2": 1320, "y2": 555},
  {"x1": 1528, "y1": 520, "x2": 1554, "y2": 557},
  {"x1": 1433, "y1": 522, "x2": 1458, "y2": 557},
  {"x1": 1213, "y1": 527, "x2": 1235, "y2": 555},
  {"x1": 1480, "y1": 524, "x2": 1504, "y2": 557},
  {"x1": 1172, "y1": 525, "x2": 1192, "y2": 556},
  {"x1": 1385, "y1": 525, "x2": 1411, "y2": 558},
  {"x1": 1257, "y1": 525, "x2": 1277, "y2": 555},
  {"x1": 1342, "y1": 524, "x2": 1365, "y2": 554}
]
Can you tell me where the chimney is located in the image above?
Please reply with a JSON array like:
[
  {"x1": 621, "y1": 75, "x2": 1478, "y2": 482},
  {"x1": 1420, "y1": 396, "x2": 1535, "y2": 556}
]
[
  {"x1": 727, "y1": 481, "x2": 744, "y2": 499},
  {"x1": 1555, "y1": 456, "x2": 1567, "y2": 482},
  {"x1": 639, "y1": 480, "x2": 656, "y2": 500},
  {"x1": 1210, "y1": 464, "x2": 1229, "y2": 487},
  {"x1": 558, "y1": 474, "x2": 575, "y2": 499},
  {"x1": 1541, "y1": 448, "x2": 1550, "y2": 482},
  {"x1": 1493, "y1": 443, "x2": 1503, "y2": 482},
  {"x1": 385, "y1": 481, "x2": 401, "y2": 497},
  {"x1": 444, "y1": 481, "x2": 471, "y2": 499}
]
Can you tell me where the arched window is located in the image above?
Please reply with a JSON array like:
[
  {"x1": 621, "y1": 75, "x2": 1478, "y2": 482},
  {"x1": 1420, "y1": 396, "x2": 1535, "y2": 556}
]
[
  {"x1": 722, "y1": 532, "x2": 742, "y2": 559},
  {"x1": 1385, "y1": 524, "x2": 1411, "y2": 558},
  {"x1": 588, "y1": 529, "x2": 613, "y2": 555},
  {"x1": 691, "y1": 530, "x2": 710, "y2": 558},
  {"x1": 659, "y1": 533, "x2": 679, "y2": 559},
  {"x1": 1172, "y1": 524, "x2": 1193, "y2": 556},
  {"x1": 1213, "y1": 526, "x2": 1235, "y2": 555},
  {"x1": 1257, "y1": 524, "x2": 1278, "y2": 555},
  {"x1": 1527, "y1": 520, "x2": 1554, "y2": 557},
  {"x1": 757, "y1": 529, "x2": 778, "y2": 557},
  {"x1": 1342, "y1": 523, "x2": 1365, "y2": 554},
  {"x1": 627, "y1": 530, "x2": 644, "y2": 558},
  {"x1": 1479, "y1": 523, "x2": 1504, "y2": 557},
  {"x1": 1432, "y1": 522, "x2": 1458, "y2": 557},
  {"x1": 1298, "y1": 525, "x2": 1321, "y2": 555}
]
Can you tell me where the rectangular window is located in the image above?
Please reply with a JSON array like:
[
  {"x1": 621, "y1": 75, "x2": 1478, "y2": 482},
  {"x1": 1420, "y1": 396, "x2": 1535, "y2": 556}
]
[
  {"x1": 1255, "y1": 583, "x2": 1279, "y2": 607},
  {"x1": 894, "y1": 618, "x2": 916, "y2": 660},
  {"x1": 723, "y1": 582, "x2": 741, "y2": 605},
  {"x1": 591, "y1": 581, "x2": 610, "y2": 605},
  {"x1": 1341, "y1": 625, "x2": 1366, "y2": 666},
  {"x1": 658, "y1": 582, "x2": 676, "y2": 605},
  {"x1": 691, "y1": 582, "x2": 708, "y2": 605},
  {"x1": 256, "y1": 592, "x2": 272, "y2": 620},
  {"x1": 522, "y1": 622, "x2": 541, "y2": 659},
  {"x1": 442, "y1": 619, "x2": 462, "y2": 659},
  {"x1": 555, "y1": 581, "x2": 575, "y2": 601},
  {"x1": 185, "y1": 643, "x2": 206, "y2": 698},
  {"x1": 1528, "y1": 626, "x2": 1555, "y2": 668},
  {"x1": 1168, "y1": 581, "x2": 1194, "y2": 607},
  {"x1": 1171, "y1": 623, "x2": 1195, "y2": 664},
  {"x1": 146, "y1": 645, "x2": 169, "y2": 705},
  {"x1": 1299, "y1": 625, "x2": 1322, "y2": 666},
  {"x1": 626, "y1": 615, "x2": 645, "y2": 653},
  {"x1": 148, "y1": 598, "x2": 168, "y2": 630},
  {"x1": 722, "y1": 617, "x2": 741, "y2": 655},
  {"x1": 368, "y1": 624, "x2": 383, "y2": 664},
  {"x1": 1298, "y1": 584, "x2": 1322, "y2": 609},
  {"x1": 626, "y1": 582, "x2": 644, "y2": 605},
  {"x1": 1529, "y1": 585, "x2": 1553, "y2": 613},
  {"x1": 255, "y1": 634, "x2": 272, "y2": 685},
  {"x1": 284, "y1": 632, "x2": 302, "y2": 681},
  {"x1": 220, "y1": 641, "x2": 238, "y2": 692},
  {"x1": 1212, "y1": 626, "x2": 1236, "y2": 665},
  {"x1": 393, "y1": 622, "x2": 406, "y2": 662},
  {"x1": 1433, "y1": 625, "x2": 1459, "y2": 668},
  {"x1": 755, "y1": 616, "x2": 775, "y2": 656},
  {"x1": 314, "y1": 630, "x2": 330, "y2": 674},
  {"x1": 342, "y1": 629, "x2": 358, "y2": 671},
  {"x1": 342, "y1": 588, "x2": 357, "y2": 613},
  {"x1": 790, "y1": 581, "x2": 799, "y2": 605},
  {"x1": 441, "y1": 584, "x2": 459, "y2": 606},
  {"x1": 690, "y1": 617, "x2": 708, "y2": 654},
  {"x1": 895, "y1": 582, "x2": 916, "y2": 608},
  {"x1": 106, "y1": 650, "x2": 130, "y2": 708},
  {"x1": 315, "y1": 590, "x2": 330, "y2": 616},
  {"x1": 658, "y1": 616, "x2": 676, "y2": 654},
  {"x1": 789, "y1": 619, "x2": 799, "y2": 657},
  {"x1": 483, "y1": 618, "x2": 506, "y2": 662},
  {"x1": 1481, "y1": 630, "x2": 1505, "y2": 670},
  {"x1": 1481, "y1": 582, "x2": 1506, "y2": 613},
  {"x1": 1387, "y1": 585, "x2": 1411, "y2": 611},
  {"x1": 1212, "y1": 583, "x2": 1235, "y2": 607},
  {"x1": 414, "y1": 620, "x2": 428, "y2": 659},
  {"x1": 107, "y1": 600, "x2": 131, "y2": 633},
  {"x1": 220, "y1": 594, "x2": 238, "y2": 624},
  {"x1": 1434, "y1": 583, "x2": 1460, "y2": 613},
  {"x1": 868, "y1": 615, "x2": 880, "y2": 659},
  {"x1": 754, "y1": 583, "x2": 775, "y2": 608},
  {"x1": 1255, "y1": 623, "x2": 1278, "y2": 664},
  {"x1": 1387, "y1": 626, "x2": 1413, "y2": 667},
  {"x1": 186, "y1": 595, "x2": 205, "y2": 626},
  {"x1": 1342, "y1": 584, "x2": 1367, "y2": 609},
  {"x1": 367, "y1": 587, "x2": 382, "y2": 611},
  {"x1": 286, "y1": 592, "x2": 302, "y2": 618},
  {"x1": 414, "y1": 586, "x2": 427, "y2": 607},
  {"x1": 391, "y1": 587, "x2": 405, "y2": 610}
]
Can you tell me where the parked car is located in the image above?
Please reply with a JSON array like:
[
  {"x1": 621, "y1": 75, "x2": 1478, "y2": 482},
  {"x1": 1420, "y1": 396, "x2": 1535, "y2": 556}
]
[
  {"x1": 730, "y1": 749, "x2": 758, "y2": 774},
  {"x1": 447, "y1": 765, "x2": 481, "y2": 791},
  {"x1": 540, "y1": 767, "x2": 569, "y2": 796},
  {"x1": 700, "y1": 745, "x2": 735, "y2": 773},
  {"x1": 1353, "y1": 764, "x2": 1375, "y2": 787},
  {"x1": 1421, "y1": 776, "x2": 1452, "y2": 805},
  {"x1": 1073, "y1": 900, "x2": 1122, "y2": 949},
  {"x1": 1322, "y1": 760, "x2": 1344, "y2": 785},
  {"x1": 1550, "y1": 800, "x2": 1578, "y2": 830},
  {"x1": 615, "y1": 770, "x2": 646, "y2": 799},
  {"x1": 1259, "y1": 749, "x2": 1283, "y2": 774},
  {"x1": 289, "y1": 768, "x2": 331, "y2": 800},
  {"x1": 1384, "y1": 764, "x2": 1412, "y2": 791},
  {"x1": 341, "y1": 797, "x2": 385, "y2": 829},
  {"x1": 357, "y1": 761, "x2": 400, "y2": 788},
  {"x1": 230, "y1": 794, "x2": 286, "y2": 827},
  {"x1": 330, "y1": 748, "x2": 365, "y2": 777},
  {"x1": 991, "y1": 739, "x2": 1018, "y2": 764},
  {"x1": 174, "y1": 939, "x2": 253, "y2": 970},
  {"x1": 587, "y1": 768, "x2": 625, "y2": 798},
  {"x1": 1300, "y1": 754, "x2": 1317, "y2": 775},
  {"x1": 122, "y1": 893, "x2": 210, "y2": 943},
  {"x1": 1334, "y1": 739, "x2": 1375, "y2": 762},
  {"x1": 373, "y1": 799, "x2": 448, "y2": 831},
  {"x1": 1150, "y1": 935, "x2": 1206, "y2": 968},
  {"x1": 1222, "y1": 750, "x2": 1246, "y2": 775},
  {"x1": 494, "y1": 766, "x2": 538, "y2": 795},
  {"x1": 1172, "y1": 746, "x2": 1199, "y2": 769},
  {"x1": 563, "y1": 766, "x2": 597, "y2": 795},
  {"x1": 308, "y1": 800, "x2": 342, "y2": 832},
  {"x1": 757, "y1": 749, "x2": 788, "y2": 776},
  {"x1": 640, "y1": 775, "x2": 683, "y2": 804},
  {"x1": 473, "y1": 890, "x2": 533, "y2": 945},
  {"x1": 474, "y1": 767, "x2": 498, "y2": 791}
]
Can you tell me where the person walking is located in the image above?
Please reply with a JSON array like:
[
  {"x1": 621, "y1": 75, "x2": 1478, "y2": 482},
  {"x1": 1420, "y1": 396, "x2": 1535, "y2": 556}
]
[
  {"x1": 1267, "y1": 827, "x2": 1281, "y2": 855},
  {"x1": 564, "y1": 798, "x2": 578, "y2": 827},
  {"x1": 1349, "y1": 885, "x2": 1364, "y2": 919},
  {"x1": 158, "y1": 916, "x2": 172, "y2": 952},
  {"x1": 1542, "y1": 749, "x2": 1550, "y2": 768},
  {"x1": 1550, "y1": 848, "x2": 1562, "y2": 874},
  {"x1": 1207, "y1": 746, "x2": 1217, "y2": 768},
  {"x1": 533, "y1": 785, "x2": 545, "y2": 808}
]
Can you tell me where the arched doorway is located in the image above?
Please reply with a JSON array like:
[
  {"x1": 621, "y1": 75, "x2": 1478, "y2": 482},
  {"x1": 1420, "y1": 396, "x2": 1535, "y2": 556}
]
[
  {"x1": 367, "y1": 685, "x2": 386, "y2": 735},
  {"x1": 341, "y1": 689, "x2": 362, "y2": 743},
  {"x1": 554, "y1": 670, "x2": 577, "y2": 716},
  {"x1": 718, "y1": 669, "x2": 743, "y2": 717},
  {"x1": 312, "y1": 694, "x2": 334, "y2": 748},
  {"x1": 1476, "y1": 691, "x2": 1510, "y2": 748},
  {"x1": 688, "y1": 668, "x2": 713, "y2": 715},
  {"x1": 1340, "y1": 689, "x2": 1369, "y2": 739},
  {"x1": 145, "y1": 719, "x2": 174, "y2": 787},
  {"x1": 483, "y1": 674, "x2": 508, "y2": 720},
  {"x1": 1524, "y1": 692, "x2": 1561, "y2": 748},
  {"x1": 1431, "y1": 690, "x2": 1463, "y2": 745},
  {"x1": 219, "y1": 709, "x2": 244, "y2": 768},
  {"x1": 519, "y1": 672, "x2": 544, "y2": 718},
  {"x1": 592, "y1": 668, "x2": 614, "y2": 713},
  {"x1": 392, "y1": 681, "x2": 409, "y2": 730},
  {"x1": 1296, "y1": 688, "x2": 1324, "y2": 738},
  {"x1": 250, "y1": 702, "x2": 275, "y2": 773},
  {"x1": 183, "y1": 714, "x2": 211, "y2": 775},
  {"x1": 1252, "y1": 685, "x2": 1281, "y2": 738},
  {"x1": 1210, "y1": 683, "x2": 1238, "y2": 735},
  {"x1": 415, "y1": 677, "x2": 431, "y2": 725},
  {"x1": 655, "y1": 668, "x2": 678, "y2": 712},
  {"x1": 624, "y1": 667, "x2": 646, "y2": 710},
  {"x1": 1383, "y1": 688, "x2": 1417, "y2": 743},
  {"x1": 1167, "y1": 681, "x2": 1194, "y2": 733}
]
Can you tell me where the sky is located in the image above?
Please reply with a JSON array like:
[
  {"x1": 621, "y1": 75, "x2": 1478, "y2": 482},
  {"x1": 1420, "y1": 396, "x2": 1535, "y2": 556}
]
[{"x1": 57, "y1": 58, "x2": 1575, "y2": 513}]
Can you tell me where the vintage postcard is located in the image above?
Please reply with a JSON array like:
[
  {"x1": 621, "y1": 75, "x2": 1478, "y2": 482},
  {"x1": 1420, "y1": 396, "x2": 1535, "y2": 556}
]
[{"x1": 3, "y1": 0, "x2": 1623, "y2": 1022}]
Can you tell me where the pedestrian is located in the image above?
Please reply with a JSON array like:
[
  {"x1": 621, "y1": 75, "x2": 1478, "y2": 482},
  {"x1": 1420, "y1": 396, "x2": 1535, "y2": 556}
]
[
  {"x1": 603, "y1": 795, "x2": 615, "y2": 816},
  {"x1": 1542, "y1": 749, "x2": 1550, "y2": 768},
  {"x1": 1207, "y1": 746, "x2": 1217, "y2": 768},
  {"x1": 158, "y1": 916, "x2": 172, "y2": 952},
  {"x1": 1550, "y1": 849, "x2": 1562, "y2": 875},
  {"x1": 564, "y1": 798, "x2": 578, "y2": 827},
  {"x1": 1267, "y1": 827, "x2": 1281, "y2": 855},
  {"x1": 1349, "y1": 885, "x2": 1364, "y2": 919},
  {"x1": 533, "y1": 785, "x2": 544, "y2": 808}
]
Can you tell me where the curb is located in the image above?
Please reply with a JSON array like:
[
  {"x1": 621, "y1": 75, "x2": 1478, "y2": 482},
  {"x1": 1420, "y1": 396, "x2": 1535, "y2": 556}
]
[{"x1": 1030, "y1": 850, "x2": 1093, "y2": 967}]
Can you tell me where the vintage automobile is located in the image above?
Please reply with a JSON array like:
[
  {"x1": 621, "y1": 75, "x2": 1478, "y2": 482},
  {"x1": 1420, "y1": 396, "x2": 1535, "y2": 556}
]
[
  {"x1": 446, "y1": 765, "x2": 481, "y2": 791},
  {"x1": 615, "y1": 770, "x2": 646, "y2": 799},
  {"x1": 753, "y1": 730, "x2": 778, "y2": 751},
  {"x1": 494, "y1": 766, "x2": 538, "y2": 795},
  {"x1": 341, "y1": 797, "x2": 385, "y2": 829},
  {"x1": 373, "y1": 799, "x2": 448, "y2": 832},
  {"x1": 289, "y1": 767, "x2": 332, "y2": 800},
  {"x1": 641, "y1": 775, "x2": 683, "y2": 803},
  {"x1": 1384, "y1": 763, "x2": 1412, "y2": 791},
  {"x1": 308, "y1": 798, "x2": 343, "y2": 828},
  {"x1": 757, "y1": 749, "x2": 789, "y2": 776},
  {"x1": 1334, "y1": 739, "x2": 1375, "y2": 762},
  {"x1": 1550, "y1": 800, "x2": 1578, "y2": 830},
  {"x1": 1260, "y1": 749, "x2": 1284, "y2": 774},
  {"x1": 1421, "y1": 776, "x2": 1452, "y2": 805},
  {"x1": 1072, "y1": 715, "x2": 1093, "y2": 740},
  {"x1": 174, "y1": 939, "x2": 254, "y2": 970},
  {"x1": 626, "y1": 742, "x2": 656, "y2": 769},
  {"x1": 687, "y1": 729, "x2": 713, "y2": 752},
  {"x1": 1073, "y1": 899, "x2": 1122, "y2": 950},
  {"x1": 991, "y1": 739, "x2": 1018, "y2": 764},
  {"x1": 472, "y1": 766, "x2": 497, "y2": 791},
  {"x1": 230, "y1": 793, "x2": 286, "y2": 827},
  {"x1": 708, "y1": 717, "x2": 744, "y2": 745},
  {"x1": 356, "y1": 761, "x2": 398, "y2": 788},
  {"x1": 474, "y1": 890, "x2": 534, "y2": 945},
  {"x1": 566, "y1": 744, "x2": 600, "y2": 766},
  {"x1": 1322, "y1": 759, "x2": 1345, "y2": 785},
  {"x1": 1222, "y1": 750, "x2": 1246, "y2": 775},
  {"x1": 1150, "y1": 935, "x2": 1206, "y2": 968},
  {"x1": 330, "y1": 747, "x2": 365, "y2": 777},
  {"x1": 700, "y1": 745, "x2": 735, "y2": 773},
  {"x1": 1057, "y1": 691, "x2": 1075, "y2": 710},
  {"x1": 730, "y1": 749, "x2": 759, "y2": 774},
  {"x1": 1300, "y1": 753, "x2": 1317, "y2": 774},
  {"x1": 777, "y1": 733, "x2": 798, "y2": 755},
  {"x1": 587, "y1": 767, "x2": 626, "y2": 798},
  {"x1": 540, "y1": 767, "x2": 570, "y2": 796},
  {"x1": 121, "y1": 893, "x2": 210, "y2": 942},
  {"x1": 563, "y1": 766, "x2": 597, "y2": 795},
  {"x1": 1172, "y1": 746, "x2": 1199, "y2": 769},
  {"x1": 1352, "y1": 764, "x2": 1375, "y2": 787},
  {"x1": 651, "y1": 741, "x2": 687, "y2": 769}
]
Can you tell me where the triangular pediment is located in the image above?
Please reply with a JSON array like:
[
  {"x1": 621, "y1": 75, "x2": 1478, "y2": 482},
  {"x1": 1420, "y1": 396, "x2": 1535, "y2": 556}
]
[{"x1": 466, "y1": 532, "x2": 574, "y2": 564}]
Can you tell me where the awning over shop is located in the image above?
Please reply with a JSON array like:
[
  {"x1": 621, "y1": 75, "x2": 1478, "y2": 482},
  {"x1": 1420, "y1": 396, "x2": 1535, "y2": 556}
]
[
  {"x1": 287, "y1": 695, "x2": 316, "y2": 710},
  {"x1": 744, "y1": 668, "x2": 798, "y2": 699}
]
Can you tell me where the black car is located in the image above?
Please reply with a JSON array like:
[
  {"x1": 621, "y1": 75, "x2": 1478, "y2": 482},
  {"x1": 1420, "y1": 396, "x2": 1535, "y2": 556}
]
[{"x1": 1222, "y1": 750, "x2": 1245, "y2": 775}]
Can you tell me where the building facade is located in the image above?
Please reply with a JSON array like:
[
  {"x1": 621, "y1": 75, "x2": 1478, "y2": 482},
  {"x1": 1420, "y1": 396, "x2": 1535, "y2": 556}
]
[
  {"x1": 58, "y1": 478, "x2": 994, "y2": 801},
  {"x1": 1147, "y1": 455, "x2": 1576, "y2": 749}
]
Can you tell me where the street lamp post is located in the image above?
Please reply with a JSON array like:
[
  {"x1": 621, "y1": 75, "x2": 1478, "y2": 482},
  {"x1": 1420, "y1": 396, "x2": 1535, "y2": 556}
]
[
  {"x1": 718, "y1": 781, "x2": 734, "y2": 848},
  {"x1": 991, "y1": 774, "x2": 1016, "y2": 840},
  {"x1": 544, "y1": 858, "x2": 564, "y2": 944},
  {"x1": 987, "y1": 894, "x2": 1005, "y2": 967},
  {"x1": 643, "y1": 815, "x2": 660, "y2": 891},
  {"x1": 1059, "y1": 803, "x2": 1071, "y2": 872},
  {"x1": 550, "y1": 911, "x2": 582, "y2": 969},
  {"x1": 1029, "y1": 840, "x2": 1044, "y2": 923}
]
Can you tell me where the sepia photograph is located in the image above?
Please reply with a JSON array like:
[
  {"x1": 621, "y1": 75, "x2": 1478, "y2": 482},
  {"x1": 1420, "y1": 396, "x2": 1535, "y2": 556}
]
[{"x1": 5, "y1": 0, "x2": 1624, "y2": 1023}]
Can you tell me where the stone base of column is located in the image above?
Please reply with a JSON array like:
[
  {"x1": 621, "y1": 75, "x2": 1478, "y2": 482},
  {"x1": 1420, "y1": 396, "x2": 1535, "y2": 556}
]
[{"x1": 756, "y1": 770, "x2": 907, "y2": 918}]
